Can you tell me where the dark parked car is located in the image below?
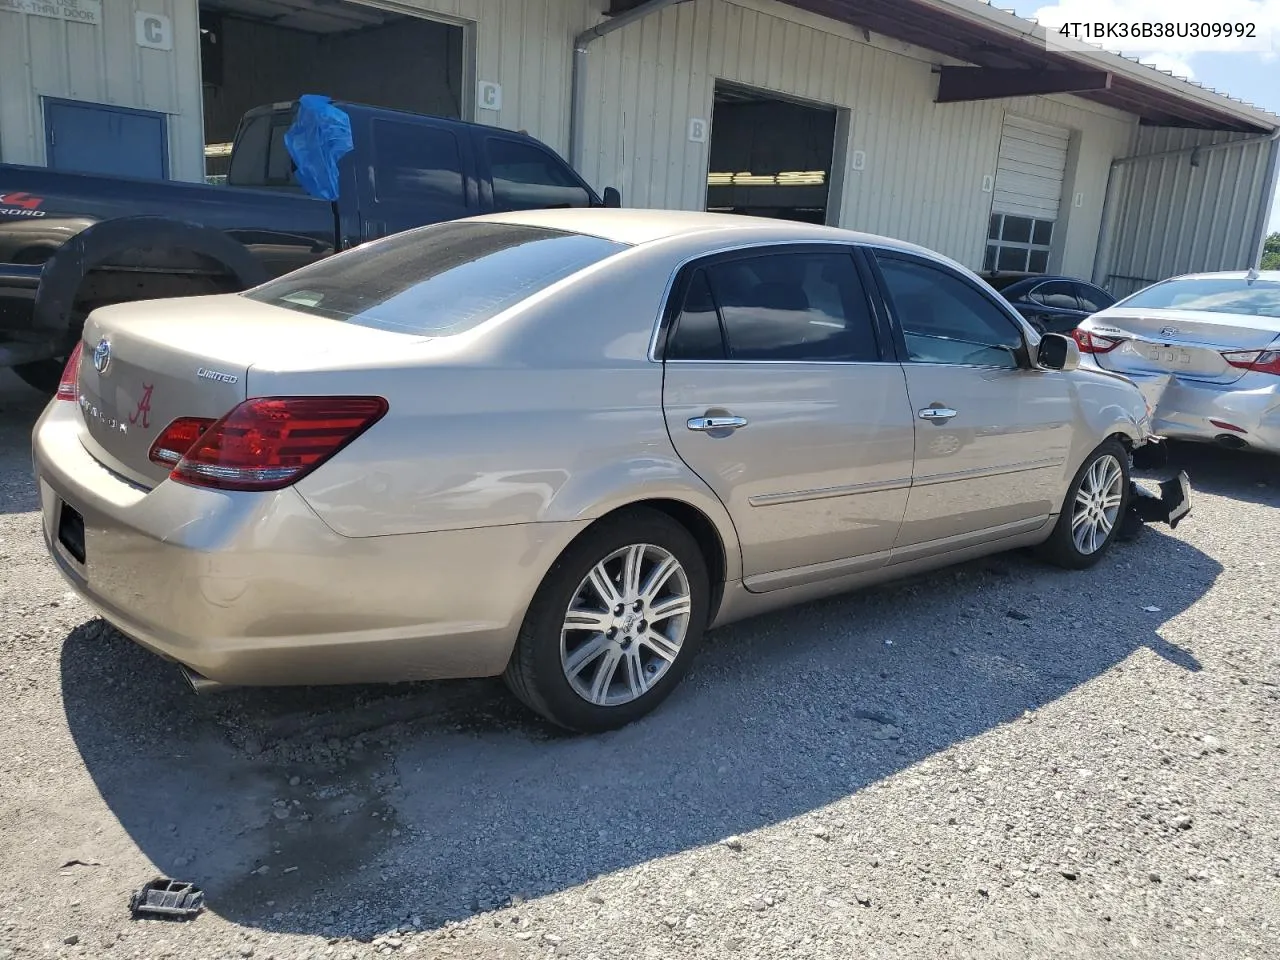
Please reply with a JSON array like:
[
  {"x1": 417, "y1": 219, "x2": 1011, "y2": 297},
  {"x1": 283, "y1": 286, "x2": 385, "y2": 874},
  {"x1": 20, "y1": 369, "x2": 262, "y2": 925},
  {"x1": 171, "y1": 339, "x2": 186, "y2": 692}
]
[{"x1": 983, "y1": 274, "x2": 1116, "y2": 334}]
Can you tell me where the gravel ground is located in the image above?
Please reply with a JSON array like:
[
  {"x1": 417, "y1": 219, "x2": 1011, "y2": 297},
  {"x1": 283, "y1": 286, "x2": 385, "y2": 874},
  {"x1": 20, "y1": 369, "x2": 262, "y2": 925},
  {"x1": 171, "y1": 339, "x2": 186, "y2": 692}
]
[{"x1": 0, "y1": 367, "x2": 1277, "y2": 960}]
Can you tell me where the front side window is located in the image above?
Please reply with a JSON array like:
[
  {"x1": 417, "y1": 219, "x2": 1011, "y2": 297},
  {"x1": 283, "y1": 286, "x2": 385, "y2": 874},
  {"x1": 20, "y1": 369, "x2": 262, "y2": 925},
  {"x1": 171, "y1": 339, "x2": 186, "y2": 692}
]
[
  {"x1": 487, "y1": 138, "x2": 590, "y2": 210},
  {"x1": 877, "y1": 253, "x2": 1024, "y2": 368},
  {"x1": 1030, "y1": 280, "x2": 1079, "y2": 310},
  {"x1": 246, "y1": 221, "x2": 627, "y2": 336},
  {"x1": 371, "y1": 119, "x2": 465, "y2": 206},
  {"x1": 668, "y1": 251, "x2": 879, "y2": 362},
  {"x1": 1116, "y1": 278, "x2": 1280, "y2": 318}
]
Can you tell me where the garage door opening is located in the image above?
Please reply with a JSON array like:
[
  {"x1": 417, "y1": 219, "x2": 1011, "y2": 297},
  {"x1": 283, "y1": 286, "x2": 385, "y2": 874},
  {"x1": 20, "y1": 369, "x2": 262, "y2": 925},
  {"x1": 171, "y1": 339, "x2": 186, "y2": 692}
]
[
  {"x1": 705, "y1": 83, "x2": 837, "y2": 225},
  {"x1": 198, "y1": 0, "x2": 465, "y2": 183}
]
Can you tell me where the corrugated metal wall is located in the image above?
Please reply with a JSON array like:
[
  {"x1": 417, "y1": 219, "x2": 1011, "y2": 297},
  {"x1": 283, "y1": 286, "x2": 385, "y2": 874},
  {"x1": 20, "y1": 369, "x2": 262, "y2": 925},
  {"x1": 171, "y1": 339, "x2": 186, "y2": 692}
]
[
  {"x1": 1098, "y1": 127, "x2": 1278, "y2": 297},
  {"x1": 576, "y1": 0, "x2": 1136, "y2": 275},
  {"x1": 0, "y1": 0, "x2": 204, "y2": 181},
  {"x1": 395, "y1": 0, "x2": 597, "y2": 153}
]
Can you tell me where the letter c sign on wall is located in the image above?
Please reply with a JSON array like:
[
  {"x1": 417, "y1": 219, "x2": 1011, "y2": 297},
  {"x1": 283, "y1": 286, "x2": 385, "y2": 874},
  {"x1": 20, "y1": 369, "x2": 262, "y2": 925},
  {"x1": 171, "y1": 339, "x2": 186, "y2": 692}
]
[{"x1": 135, "y1": 11, "x2": 173, "y2": 51}]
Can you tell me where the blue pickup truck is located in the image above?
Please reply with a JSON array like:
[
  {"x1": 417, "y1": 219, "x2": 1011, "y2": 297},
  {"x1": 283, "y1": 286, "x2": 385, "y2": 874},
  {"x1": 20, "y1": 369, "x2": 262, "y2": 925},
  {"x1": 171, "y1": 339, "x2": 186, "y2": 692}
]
[{"x1": 0, "y1": 97, "x2": 618, "y2": 393}]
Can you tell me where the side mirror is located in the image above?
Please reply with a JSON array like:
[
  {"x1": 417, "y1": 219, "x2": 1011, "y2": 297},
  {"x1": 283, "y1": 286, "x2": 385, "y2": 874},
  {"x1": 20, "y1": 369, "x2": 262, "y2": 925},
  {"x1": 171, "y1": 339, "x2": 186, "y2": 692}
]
[
  {"x1": 1036, "y1": 332, "x2": 1080, "y2": 372},
  {"x1": 602, "y1": 186, "x2": 622, "y2": 208}
]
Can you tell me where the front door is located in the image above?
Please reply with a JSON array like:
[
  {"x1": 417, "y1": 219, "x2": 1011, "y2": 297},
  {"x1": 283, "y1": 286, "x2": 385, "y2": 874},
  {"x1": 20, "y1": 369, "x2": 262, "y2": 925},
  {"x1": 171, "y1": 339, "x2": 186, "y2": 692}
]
[
  {"x1": 44, "y1": 99, "x2": 168, "y2": 180},
  {"x1": 870, "y1": 250, "x2": 1073, "y2": 557},
  {"x1": 661, "y1": 246, "x2": 915, "y2": 591}
]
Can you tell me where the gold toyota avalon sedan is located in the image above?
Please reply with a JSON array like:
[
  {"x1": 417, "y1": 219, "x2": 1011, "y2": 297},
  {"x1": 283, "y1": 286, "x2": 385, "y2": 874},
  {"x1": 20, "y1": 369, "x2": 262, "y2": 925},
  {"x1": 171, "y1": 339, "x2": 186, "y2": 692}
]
[{"x1": 32, "y1": 209, "x2": 1189, "y2": 732}]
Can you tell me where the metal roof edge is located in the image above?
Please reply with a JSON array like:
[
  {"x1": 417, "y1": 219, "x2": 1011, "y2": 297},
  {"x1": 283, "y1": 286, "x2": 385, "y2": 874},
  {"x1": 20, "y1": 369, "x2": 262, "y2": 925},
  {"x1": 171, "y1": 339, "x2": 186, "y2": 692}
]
[{"x1": 912, "y1": 0, "x2": 1280, "y2": 131}]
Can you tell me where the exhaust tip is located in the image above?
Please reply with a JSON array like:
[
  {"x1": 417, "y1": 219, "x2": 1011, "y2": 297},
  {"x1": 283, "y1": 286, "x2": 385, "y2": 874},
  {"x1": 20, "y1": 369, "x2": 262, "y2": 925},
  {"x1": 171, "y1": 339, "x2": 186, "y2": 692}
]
[
  {"x1": 1214, "y1": 433, "x2": 1248, "y2": 450},
  {"x1": 180, "y1": 665, "x2": 227, "y2": 694}
]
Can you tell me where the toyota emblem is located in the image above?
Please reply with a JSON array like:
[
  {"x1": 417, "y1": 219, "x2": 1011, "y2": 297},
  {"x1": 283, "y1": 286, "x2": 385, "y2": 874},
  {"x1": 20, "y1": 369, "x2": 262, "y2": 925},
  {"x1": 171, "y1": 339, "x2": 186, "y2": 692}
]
[{"x1": 92, "y1": 337, "x2": 111, "y2": 374}]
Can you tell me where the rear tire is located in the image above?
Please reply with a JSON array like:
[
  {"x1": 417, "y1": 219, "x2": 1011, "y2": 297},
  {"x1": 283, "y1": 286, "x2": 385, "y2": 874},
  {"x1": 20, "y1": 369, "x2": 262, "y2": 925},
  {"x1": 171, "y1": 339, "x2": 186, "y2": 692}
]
[
  {"x1": 1036, "y1": 438, "x2": 1130, "y2": 570},
  {"x1": 503, "y1": 508, "x2": 710, "y2": 733}
]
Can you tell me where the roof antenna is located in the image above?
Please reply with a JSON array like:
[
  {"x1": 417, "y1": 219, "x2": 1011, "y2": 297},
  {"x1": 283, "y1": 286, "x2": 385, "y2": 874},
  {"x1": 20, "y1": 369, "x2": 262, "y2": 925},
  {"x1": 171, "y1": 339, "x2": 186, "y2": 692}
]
[{"x1": 1247, "y1": 266, "x2": 1260, "y2": 283}]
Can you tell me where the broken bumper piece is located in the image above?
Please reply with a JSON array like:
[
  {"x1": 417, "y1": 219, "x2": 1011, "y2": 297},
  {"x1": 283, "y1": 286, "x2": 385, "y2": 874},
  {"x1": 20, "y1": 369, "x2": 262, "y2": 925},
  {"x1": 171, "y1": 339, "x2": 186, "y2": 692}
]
[
  {"x1": 129, "y1": 878, "x2": 205, "y2": 920},
  {"x1": 1119, "y1": 469, "x2": 1192, "y2": 539}
]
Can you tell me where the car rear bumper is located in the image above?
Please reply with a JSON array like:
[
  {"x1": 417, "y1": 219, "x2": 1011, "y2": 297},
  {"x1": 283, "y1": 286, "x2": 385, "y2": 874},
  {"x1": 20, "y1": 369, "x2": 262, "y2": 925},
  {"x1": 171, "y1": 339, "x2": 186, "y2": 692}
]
[
  {"x1": 1085, "y1": 362, "x2": 1280, "y2": 454},
  {"x1": 32, "y1": 400, "x2": 588, "y2": 686}
]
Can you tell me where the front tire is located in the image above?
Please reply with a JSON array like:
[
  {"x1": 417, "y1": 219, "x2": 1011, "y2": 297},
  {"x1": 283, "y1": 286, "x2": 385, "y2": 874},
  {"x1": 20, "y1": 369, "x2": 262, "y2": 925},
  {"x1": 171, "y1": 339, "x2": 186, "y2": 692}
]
[
  {"x1": 503, "y1": 508, "x2": 710, "y2": 732},
  {"x1": 1036, "y1": 439, "x2": 1130, "y2": 570}
]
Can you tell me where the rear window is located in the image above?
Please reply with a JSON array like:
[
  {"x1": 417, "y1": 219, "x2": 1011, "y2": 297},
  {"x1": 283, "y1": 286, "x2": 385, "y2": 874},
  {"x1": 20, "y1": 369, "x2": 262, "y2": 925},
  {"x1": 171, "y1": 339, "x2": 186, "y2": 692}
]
[
  {"x1": 1118, "y1": 278, "x2": 1280, "y2": 319},
  {"x1": 245, "y1": 221, "x2": 628, "y2": 336}
]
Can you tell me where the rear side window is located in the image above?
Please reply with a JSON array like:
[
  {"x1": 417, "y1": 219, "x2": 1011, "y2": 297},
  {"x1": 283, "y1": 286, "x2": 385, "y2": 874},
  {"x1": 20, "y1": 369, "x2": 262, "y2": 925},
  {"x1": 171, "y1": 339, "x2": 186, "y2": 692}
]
[
  {"x1": 1030, "y1": 281, "x2": 1080, "y2": 310},
  {"x1": 486, "y1": 138, "x2": 590, "y2": 210},
  {"x1": 667, "y1": 271, "x2": 725, "y2": 360},
  {"x1": 1076, "y1": 284, "x2": 1114, "y2": 313},
  {"x1": 680, "y1": 251, "x2": 879, "y2": 362},
  {"x1": 245, "y1": 221, "x2": 627, "y2": 336},
  {"x1": 372, "y1": 119, "x2": 465, "y2": 206}
]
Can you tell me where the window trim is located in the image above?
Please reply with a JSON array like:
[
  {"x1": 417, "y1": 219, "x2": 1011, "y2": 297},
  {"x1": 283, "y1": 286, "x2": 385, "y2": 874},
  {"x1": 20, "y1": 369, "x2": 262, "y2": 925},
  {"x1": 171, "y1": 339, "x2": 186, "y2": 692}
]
[
  {"x1": 864, "y1": 246, "x2": 1033, "y2": 371},
  {"x1": 652, "y1": 241, "x2": 892, "y2": 365}
]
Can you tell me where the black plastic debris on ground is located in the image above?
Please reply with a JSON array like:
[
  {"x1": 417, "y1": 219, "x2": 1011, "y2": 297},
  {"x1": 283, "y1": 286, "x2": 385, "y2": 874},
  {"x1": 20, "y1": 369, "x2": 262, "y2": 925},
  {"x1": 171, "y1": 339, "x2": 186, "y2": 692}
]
[{"x1": 129, "y1": 878, "x2": 204, "y2": 920}]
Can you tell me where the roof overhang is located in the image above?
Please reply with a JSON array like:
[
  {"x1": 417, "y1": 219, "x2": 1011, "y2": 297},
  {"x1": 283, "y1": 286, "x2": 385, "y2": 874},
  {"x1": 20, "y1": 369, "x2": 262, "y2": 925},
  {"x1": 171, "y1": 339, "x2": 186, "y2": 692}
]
[{"x1": 607, "y1": 0, "x2": 1280, "y2": 133}]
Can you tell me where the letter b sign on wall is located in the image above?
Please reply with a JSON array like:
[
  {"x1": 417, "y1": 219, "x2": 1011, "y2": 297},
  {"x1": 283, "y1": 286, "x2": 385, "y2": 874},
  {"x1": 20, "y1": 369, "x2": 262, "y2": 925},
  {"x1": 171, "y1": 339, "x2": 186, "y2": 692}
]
[{"x1": 135, "y1": 11, "x2": 173, "y2": 51}]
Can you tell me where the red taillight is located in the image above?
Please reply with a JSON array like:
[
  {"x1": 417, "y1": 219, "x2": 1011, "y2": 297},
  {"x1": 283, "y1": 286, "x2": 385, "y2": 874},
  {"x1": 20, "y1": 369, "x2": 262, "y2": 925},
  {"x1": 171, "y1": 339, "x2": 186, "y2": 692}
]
[
  {"x1": 1222, "y1": 349, "x2": 1280, "y2": 376},
  {"x1": 170, "y1": 396, "x2": 388, "y2": 492},
  {"x1": 1071, "y1": 328, "x2": 1122, "y2": 354},
  {"x1": 56, "y1": 341, "x2": 84, "y2": 401},
  {"x1": 149, "y1": 417, "x2": 217, "y2": 467}
]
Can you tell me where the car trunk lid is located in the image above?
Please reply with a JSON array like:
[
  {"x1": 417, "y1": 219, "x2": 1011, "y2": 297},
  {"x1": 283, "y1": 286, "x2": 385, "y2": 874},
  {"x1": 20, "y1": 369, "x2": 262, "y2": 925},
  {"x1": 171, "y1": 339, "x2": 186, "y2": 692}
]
[
  {"x1": 74, "y1": 294, "x2": 409, "y2": 488},
  {"x1": 1085, "y1": 308, "x2": 1280, "y2": 383}
]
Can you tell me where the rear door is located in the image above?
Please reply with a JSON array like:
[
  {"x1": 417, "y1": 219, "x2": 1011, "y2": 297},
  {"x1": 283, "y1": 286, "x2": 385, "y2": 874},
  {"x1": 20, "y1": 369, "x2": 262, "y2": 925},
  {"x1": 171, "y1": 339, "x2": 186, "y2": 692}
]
[
  {"x1": 869, "y1": 249, "x2": 1073, "y2": 557},
  {"x1": 476, "y1": 133, "x2": 595, "y2": 212},
  {"x1": 660, "y1": 245, "x2": 915, "y2": 591},
  {"x1": 358, "y1": 116, "x2": 474, "y2": 241}
]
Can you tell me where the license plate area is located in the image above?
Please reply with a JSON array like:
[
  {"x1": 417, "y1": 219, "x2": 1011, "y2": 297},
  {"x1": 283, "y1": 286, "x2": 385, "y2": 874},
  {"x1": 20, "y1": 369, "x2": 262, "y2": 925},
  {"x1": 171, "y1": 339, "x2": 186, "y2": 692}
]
[
  {"x1": 1141, "y1": 344, "x2": 1193, "y2": 366},
  {"x1": 57, "y1": 501, "x2": 86, "y2": 564}
]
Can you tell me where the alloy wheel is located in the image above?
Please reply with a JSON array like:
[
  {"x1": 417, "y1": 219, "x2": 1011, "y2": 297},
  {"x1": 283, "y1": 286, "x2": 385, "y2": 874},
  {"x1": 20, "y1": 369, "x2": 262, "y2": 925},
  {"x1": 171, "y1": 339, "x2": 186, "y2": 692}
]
[
  {"x1": 1071, "y1": 453, "x2": 1124, "y2": 554},
  {"x1": 560, "y1": 543, "x2": 692, "y2": 707}
]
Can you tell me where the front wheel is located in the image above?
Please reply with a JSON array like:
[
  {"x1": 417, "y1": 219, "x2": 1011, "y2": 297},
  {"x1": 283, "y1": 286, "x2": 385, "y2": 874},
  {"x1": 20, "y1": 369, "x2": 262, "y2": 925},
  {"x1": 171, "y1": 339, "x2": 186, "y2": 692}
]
[
  {"x1": 1036, "y1": 439, "x2": 1131, "y2": 569},
  {"x1": 503, "y1": 508, "x2": 710, "y2": 732}
]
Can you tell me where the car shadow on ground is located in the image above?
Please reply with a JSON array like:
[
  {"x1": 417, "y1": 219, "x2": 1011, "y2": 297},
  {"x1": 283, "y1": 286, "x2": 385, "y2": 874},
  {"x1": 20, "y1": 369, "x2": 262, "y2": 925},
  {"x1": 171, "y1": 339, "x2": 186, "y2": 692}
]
[{"x1": 60, "y1": 518, "x2": 1218, "y2": 940}]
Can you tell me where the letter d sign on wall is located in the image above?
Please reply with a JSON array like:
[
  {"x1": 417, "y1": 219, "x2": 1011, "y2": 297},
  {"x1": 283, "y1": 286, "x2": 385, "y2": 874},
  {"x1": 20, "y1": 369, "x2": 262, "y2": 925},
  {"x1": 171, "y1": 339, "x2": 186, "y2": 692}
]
[{"x1": 135, "y1": 11, "x2": 173, "y2": 51}]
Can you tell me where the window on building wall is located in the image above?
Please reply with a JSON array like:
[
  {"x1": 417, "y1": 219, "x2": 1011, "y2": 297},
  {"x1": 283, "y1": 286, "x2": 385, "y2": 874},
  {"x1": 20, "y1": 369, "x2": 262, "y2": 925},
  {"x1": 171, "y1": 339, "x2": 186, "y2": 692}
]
[{"x1": 984, "y1": 214, "x2": 1054, "y2": 274}]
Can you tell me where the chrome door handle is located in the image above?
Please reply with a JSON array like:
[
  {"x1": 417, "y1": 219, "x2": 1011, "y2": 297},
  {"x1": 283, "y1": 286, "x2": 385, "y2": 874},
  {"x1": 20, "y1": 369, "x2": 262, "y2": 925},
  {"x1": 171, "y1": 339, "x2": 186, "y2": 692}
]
[
  {"x1": 918, "y1": 407, "x2": 957, "y2": 422},
  {"x1": 687, "y1": 415, "x2": 748, "y2": 432}
]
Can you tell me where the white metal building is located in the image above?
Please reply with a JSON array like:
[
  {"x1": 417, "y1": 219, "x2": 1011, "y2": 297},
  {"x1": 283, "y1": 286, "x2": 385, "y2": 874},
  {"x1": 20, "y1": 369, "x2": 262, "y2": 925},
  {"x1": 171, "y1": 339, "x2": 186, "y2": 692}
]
[{"x1": 2, "y1": 0, "x2": 1277, "y2": 294}]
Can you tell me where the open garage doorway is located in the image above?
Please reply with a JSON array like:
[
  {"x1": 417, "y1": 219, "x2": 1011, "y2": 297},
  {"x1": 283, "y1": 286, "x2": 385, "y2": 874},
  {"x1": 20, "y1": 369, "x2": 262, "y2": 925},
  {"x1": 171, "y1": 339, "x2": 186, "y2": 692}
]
[
  {"x1": 705, "y1": 82, "x2": 838, "y2": 225},
  {"x1": 198, "y1": 0, "x2": 466, "y2": 182}
]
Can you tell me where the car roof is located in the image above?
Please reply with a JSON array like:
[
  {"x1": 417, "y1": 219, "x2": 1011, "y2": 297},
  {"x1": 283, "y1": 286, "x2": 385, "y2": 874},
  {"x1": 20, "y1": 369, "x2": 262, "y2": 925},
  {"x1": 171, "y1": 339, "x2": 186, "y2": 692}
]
[
  {"x1": 468, "y1": 208, "x2": 939, "y2": 257},
  {"x1": 1158, "y1": 270, "x2": 1280, "y2": 282},
  {"x1": 999, "y1": 275, "x2": 1101, "y2": 294}
]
